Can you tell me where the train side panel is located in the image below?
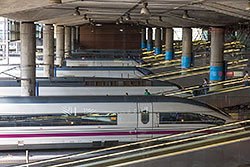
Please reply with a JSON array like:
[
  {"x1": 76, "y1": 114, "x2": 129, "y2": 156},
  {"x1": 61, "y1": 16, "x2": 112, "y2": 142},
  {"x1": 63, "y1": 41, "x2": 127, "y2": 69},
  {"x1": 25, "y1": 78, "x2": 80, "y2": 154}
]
[{"x1": 0, "y1": 102, "x2": 138, "y2": 150}]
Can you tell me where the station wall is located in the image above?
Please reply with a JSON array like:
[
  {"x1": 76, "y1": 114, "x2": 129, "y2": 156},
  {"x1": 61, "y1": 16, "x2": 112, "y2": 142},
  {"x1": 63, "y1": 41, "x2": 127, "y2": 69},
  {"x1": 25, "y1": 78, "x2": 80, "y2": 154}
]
[{"x1": 79, "y1": 24, "x2": 141, "y2": 50}]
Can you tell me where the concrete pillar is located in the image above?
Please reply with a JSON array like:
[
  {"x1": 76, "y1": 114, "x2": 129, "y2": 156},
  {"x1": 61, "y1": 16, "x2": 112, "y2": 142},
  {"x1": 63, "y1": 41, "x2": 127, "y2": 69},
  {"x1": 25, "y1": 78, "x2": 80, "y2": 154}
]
[
  {"x1": 210, "y1": 27, "x2": 225, "y2": 82},
  {"x1": 141, "y1": 27, "x2": 146, "y2": 49},
  {"x1": 165, "y1": 27, "x2": 174, "y2": 60},
  {"x1": 75, "y1": 26, "x2": 79, "y2": 50},
  {"x1": 43, "y1": 24, "x2": 54, "y2": 77},
  {"x1": 147, "y1": 28, "x2": 153, "y2": 51},
  {"x1": 65, "y1": 26, "x2": 71, "y2": 58},
  {"x1": 155, "y1": 27, "x2": 162, "y2": 55},
  {"x1": 55, "y1": 25, "x2": 64, "y2": 67},
  {"x1": 182, "y1": 27, "x2": 192, "y2": 68},
  {"x1": 71, "y1": 26, "x2": 76, "y2": 52},
  {"x1": 20, "y1": 22, "x2": 36, "y2": 96}
]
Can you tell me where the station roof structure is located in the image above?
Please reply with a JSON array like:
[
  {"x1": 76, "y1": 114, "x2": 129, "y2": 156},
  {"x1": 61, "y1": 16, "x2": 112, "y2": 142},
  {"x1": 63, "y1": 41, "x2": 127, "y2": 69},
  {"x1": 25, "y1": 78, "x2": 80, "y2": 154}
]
[{"x1": 0, "y1": 0, "x2": 249, "y2": 27}]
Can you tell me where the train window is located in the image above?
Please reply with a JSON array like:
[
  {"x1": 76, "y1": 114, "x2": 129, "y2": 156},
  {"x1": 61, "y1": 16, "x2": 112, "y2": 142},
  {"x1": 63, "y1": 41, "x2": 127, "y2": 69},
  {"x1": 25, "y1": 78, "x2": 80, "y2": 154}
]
[
  {"x1": 141, "y1": 110, "x2": 149, "y2": 124},
  {"x1": 0, "y1": 113, "x2": 117, "y2": 127},
  {"x1": 159, "y1": 113, "x2": 225, "y2": 125},
  {"x1": 201, "y1": 114, "x2": 225, "y2": 125}
]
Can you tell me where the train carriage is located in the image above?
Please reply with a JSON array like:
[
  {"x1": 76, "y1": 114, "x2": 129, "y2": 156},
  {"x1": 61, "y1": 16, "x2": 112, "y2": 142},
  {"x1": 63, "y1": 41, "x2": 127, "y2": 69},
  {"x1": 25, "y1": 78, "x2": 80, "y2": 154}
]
[{"x1": 0, "y1": 96, "x2": 232, "y2": 150}]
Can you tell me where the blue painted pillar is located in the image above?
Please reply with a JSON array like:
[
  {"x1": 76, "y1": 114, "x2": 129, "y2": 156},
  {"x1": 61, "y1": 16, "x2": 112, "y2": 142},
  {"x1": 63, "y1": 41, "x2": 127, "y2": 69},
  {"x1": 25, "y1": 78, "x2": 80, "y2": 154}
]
[
  {"x1": 54, "y1": 67, "x2": 57, "y2": 77},
  {"x1": 155, "y1": 28, "x2": 162, "y2": 55},
  {"x1": 36, "y1": 82, "x2": 39, "y2": 96},
  {"x1": 210, "y1": 27, "x2": 225, "y2": 83},
  {"x1": 141, "y1": 27, "x2": 146, "y2": 49},
  {"x1": 182, "y1": 27, "x2": 192, "y2": 68},
  {"x1": 165, "y1": 27, "x2": 174, "y2": 60},
  {"x1": 147, "y1": 28, "x2": 153, "y2": 51}
]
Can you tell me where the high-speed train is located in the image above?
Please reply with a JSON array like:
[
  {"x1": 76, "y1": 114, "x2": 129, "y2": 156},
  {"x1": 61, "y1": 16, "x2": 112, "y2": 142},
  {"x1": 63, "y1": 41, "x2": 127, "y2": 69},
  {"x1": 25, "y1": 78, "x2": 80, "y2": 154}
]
[
  {"x1": 0, "y1": 65, "x2": 151, "y2": 78},
  {"x1": 65, "y1": 58, "x2": 140, "y2": 67},
  {"x1": 0, "y1": 96, "x2": 232, "y2": 150},
  {"x1": 0, "y1": 77, "x2": 181, "y2": 96}
]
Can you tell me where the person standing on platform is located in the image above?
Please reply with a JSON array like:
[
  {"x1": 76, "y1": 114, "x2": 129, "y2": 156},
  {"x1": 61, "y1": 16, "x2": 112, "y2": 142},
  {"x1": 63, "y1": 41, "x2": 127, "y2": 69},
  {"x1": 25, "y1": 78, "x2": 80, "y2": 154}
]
[
  {"x1": 202, "y1": 78, "x2": 209, "y2": 94},
  {"x1": 243, "y1": 71, "x2": 249, "y2": 86},
  {"x1": 144, "y1": 89, "x2": 151, "y2": 95}
]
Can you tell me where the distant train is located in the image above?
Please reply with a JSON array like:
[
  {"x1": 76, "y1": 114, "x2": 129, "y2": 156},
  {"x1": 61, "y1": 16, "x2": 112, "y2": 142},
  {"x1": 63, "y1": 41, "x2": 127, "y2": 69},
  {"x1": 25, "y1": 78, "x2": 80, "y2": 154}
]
[
  {"x1": 0, "y1": 65, "x2": 151, "y2": 78},
  {"x1": 65, "y1": 58, "x2": 140, "y2": 67},
  {"x1": 0, "y1": 96, "x2": 232, "y2": 150},
  {"x1": 0, "y1": 77, "x2": 181, "y2": 96}
]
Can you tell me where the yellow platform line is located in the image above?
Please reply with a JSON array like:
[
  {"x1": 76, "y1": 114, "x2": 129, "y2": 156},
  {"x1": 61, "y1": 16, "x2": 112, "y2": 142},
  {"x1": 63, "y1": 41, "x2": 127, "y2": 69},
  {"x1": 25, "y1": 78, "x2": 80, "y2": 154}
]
[{"x1": 142, "y1": 59, "x2": 248, "y2": 80}]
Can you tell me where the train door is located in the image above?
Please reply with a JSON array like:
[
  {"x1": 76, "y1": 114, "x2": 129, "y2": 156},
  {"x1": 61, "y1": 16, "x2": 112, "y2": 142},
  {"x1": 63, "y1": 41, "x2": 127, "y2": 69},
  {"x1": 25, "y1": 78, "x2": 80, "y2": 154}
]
[{"x1": 137, "y1": 103, "x2": 153, "y2": 139}]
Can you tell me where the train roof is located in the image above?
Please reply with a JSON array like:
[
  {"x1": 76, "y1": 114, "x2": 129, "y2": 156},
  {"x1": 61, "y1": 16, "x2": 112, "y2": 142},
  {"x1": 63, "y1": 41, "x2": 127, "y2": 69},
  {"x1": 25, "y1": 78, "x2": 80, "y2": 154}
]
[
  {"x1": 0, "y1": 77, "x2": 182, "y2": 88},
  {"x1": 0, "y1": 96, "x2": 228, "y2": 116}
]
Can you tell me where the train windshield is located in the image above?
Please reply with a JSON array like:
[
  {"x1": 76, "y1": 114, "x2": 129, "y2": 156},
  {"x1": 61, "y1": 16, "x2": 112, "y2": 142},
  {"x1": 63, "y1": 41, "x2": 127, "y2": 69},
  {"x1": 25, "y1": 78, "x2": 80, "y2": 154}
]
[
  {"x1": 0, "y1": 113, "x2": 117, "y2": 127},
  {"x1": 159, "y1": 112, "x2": 225, "y2": 125}
]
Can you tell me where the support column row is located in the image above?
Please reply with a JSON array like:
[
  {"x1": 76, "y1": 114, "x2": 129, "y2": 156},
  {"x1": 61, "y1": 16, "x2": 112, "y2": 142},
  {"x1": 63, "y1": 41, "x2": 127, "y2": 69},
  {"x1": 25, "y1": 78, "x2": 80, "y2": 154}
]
[
  {"x1": 141, "y1": 26, "x2": 225, "y2": 84},
  {"x1": 20, "y1": 24, "x2": 78, "y2": 96}
]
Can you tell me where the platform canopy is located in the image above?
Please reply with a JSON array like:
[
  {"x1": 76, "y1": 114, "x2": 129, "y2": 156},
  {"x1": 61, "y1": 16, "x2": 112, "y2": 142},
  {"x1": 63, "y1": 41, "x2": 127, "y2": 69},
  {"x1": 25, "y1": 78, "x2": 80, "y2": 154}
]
[{"x1": 0, "y1": 0, "x2": 249, "y2": 27}]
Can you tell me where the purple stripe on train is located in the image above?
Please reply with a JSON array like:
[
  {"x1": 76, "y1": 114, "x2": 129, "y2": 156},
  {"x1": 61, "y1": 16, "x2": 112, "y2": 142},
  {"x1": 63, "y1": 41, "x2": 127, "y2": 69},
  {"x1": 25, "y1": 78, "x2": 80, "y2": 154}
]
[{"x1": 0, "y1": 130, "x2": 217, "y2": 138}]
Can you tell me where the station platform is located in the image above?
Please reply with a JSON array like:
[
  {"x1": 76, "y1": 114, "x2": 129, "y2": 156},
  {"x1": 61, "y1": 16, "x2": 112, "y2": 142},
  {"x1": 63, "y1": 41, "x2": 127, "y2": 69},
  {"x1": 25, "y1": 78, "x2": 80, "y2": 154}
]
[{"x1": 157, "y1": 77, "x2": 250, "y2": 110}]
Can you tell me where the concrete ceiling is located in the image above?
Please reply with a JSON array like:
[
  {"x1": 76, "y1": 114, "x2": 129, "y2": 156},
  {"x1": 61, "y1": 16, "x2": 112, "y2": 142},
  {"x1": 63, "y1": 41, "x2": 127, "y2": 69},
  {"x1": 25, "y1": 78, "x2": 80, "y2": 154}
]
[{"x1": 0, "y1": 0, "x2": 249, "y2": 27}]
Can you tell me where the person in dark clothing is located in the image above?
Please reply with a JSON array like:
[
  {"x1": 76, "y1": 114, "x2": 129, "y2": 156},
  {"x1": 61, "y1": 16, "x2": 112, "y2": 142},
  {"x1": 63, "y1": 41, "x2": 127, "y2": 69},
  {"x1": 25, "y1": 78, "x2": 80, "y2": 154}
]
[
  {"x1": 202, "y1": 78, "x2": 209, "y2": 94},
  {"x1": 243, "y1": 71, "x2": 249, "y2": 86},
  {"x1": 144, "y1": 89, "x2": 151, "y2": 95}
]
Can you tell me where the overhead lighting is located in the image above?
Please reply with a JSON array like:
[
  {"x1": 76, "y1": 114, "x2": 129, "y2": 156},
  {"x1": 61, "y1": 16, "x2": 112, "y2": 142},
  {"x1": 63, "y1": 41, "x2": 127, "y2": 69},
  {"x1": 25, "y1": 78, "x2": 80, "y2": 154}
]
[
  {"x1": 89, "y1": 19, "x2": 95, "y2": 26},
  {"x1": 246, "y1": 0, "x2": 250, "y2": 10},
  {"x1": 125, "y1": 13, "x2": 131, "y2": 21},
  {"x1": 73, "y1": 7, "x2": 80, "y2": 16},
  {"x1": 83, "y1": 14, "x2": 88, "y2": 20},
  {"x1": 116, "y1": 20, "x2": 120, "y2": 25},
  {"x1": 120, "y1": 28, "x2": 124, "y2": 32},
  {"x1": 95, "y1": 23, "x2": 102, "y2": 27},
  {"x1": 119, "y1": 17, "x2": 124, "y2": 24},
  {"x1": 182, "y1": 10, "x2": 190, "y2": 19},
  {"x1": 140, "y1": 2, "x2": 150, "y2": 15},
  {"x1": 159, "y1": 16, "x2": 163, "y2": 22},
  {"x1": 49, "y1": 0, "x2": 62, "y2": 4}
]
